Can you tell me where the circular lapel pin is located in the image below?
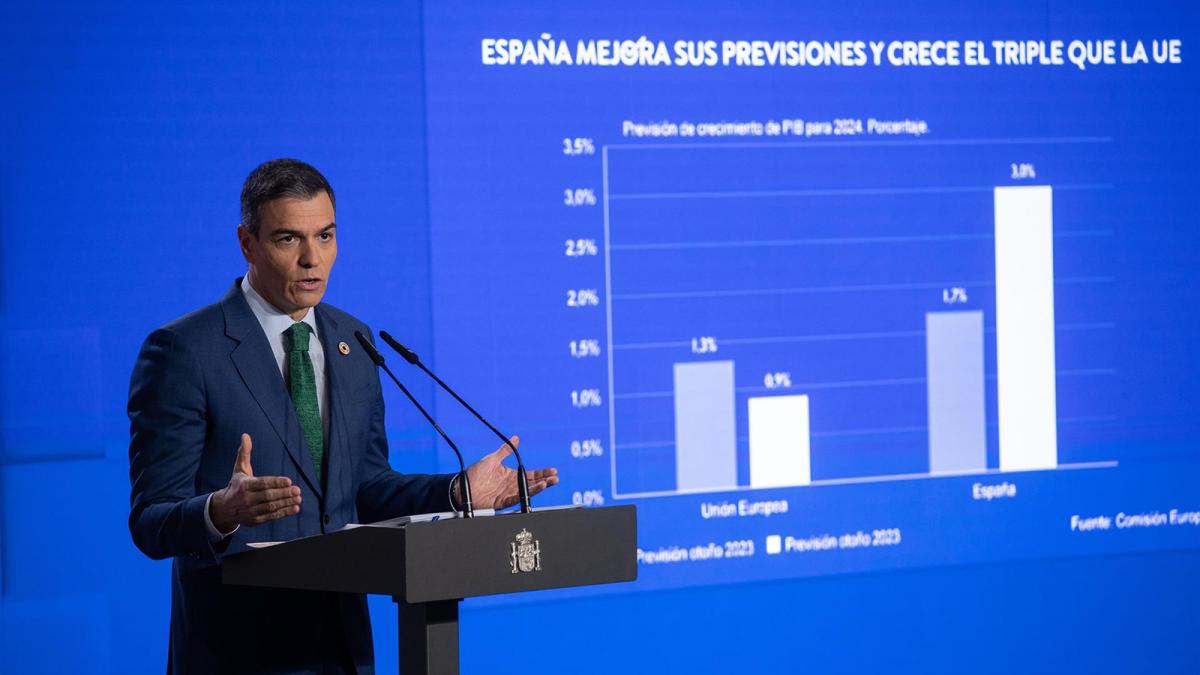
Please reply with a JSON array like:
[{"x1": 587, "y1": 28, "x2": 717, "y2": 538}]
[{"x1": 338, "y1": 341, "x2": 351, "y2": 355}]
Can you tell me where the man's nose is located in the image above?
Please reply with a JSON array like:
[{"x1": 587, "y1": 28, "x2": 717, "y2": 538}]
[{"x1": 298, "y1": 239, "x2": 322, "y2": 268}]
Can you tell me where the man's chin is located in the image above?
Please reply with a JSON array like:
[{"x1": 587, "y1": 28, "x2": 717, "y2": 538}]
[{"x1": 285, "y1": 290, "x2": 325, "y2": 314}]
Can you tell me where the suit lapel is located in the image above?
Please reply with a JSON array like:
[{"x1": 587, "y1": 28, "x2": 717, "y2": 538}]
[
  {"x1": 316, "y1": 307, "x2": 348, "y2": 500},
  {"x1": 221, "y1": 281, "x2": 324, "y2": 499}
]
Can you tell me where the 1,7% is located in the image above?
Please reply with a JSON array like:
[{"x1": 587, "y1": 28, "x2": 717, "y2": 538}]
[{"x1": 942, "y1": 287, "x2": 968, "y2": 304}]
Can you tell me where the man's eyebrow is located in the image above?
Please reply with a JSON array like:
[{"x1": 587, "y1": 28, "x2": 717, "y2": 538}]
[{"x1": 266, "y1": 223, "x2": 337, "y2": 238}]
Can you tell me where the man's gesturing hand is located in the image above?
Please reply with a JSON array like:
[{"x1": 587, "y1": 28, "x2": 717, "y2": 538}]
[
  {"x1": 209, "y1": 434, "x2": 302, "y2": 532},
  {"x1": 463, "y1": 436, "x2": 559, "y2": 511}
]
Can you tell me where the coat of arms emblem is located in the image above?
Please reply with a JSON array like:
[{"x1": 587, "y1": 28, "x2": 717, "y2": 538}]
[{"x1": 510, "y1": 528, "x2": 542, "y2": 574}]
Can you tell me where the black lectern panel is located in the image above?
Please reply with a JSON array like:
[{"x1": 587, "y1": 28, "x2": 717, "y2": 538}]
[
  {"x1": 222, "y1": 506, "x2": 636, "y2": 600},
  {"x1": 222, "y1": 506, "x2": 638, "y2": 675},
  {"x1": 404, "y1": 505, "x2": 636, "y2": 602}
]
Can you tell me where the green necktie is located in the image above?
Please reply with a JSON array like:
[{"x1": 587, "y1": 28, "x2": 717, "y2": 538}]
[{"x1": 286, "y1": 322, "x2": 324, "y2": 483}]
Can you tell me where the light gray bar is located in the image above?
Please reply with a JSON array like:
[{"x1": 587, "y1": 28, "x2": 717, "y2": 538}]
[
  {"x1": 673, "y1": 361, "x2": 738, "y2": 491},
  {"x1": 926, "y1": 311, "x2": 987, "y2": 474}
]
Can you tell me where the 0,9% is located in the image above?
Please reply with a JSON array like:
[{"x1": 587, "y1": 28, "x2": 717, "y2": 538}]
[{"x1": 764, "y1": 372, "x2": 792, "y2": 389}]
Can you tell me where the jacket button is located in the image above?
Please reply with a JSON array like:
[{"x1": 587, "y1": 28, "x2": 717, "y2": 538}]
[{"x1": 323, "y1": 513, "x2": 331, "y2": 526}]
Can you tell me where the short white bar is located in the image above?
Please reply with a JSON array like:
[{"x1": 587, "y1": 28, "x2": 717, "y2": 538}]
[
  {"x1": 994, "y1": 185, "x2": 1058, "y2": 471},
  {"x1": 748, "y1": 395, "x2": 811, "y2": 487}
]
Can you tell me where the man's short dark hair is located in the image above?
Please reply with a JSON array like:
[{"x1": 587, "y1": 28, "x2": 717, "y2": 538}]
[{"x1": 240, "y1": 159, "x2": 335, "y2": 236}]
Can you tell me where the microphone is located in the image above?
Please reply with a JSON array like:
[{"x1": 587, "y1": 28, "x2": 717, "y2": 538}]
[
  {"x1": 353, "y1": 330, "x2": 474, "y2": 518},
  {"x1": 378, "y1": 330, "x2": 533, "y2": 513}
]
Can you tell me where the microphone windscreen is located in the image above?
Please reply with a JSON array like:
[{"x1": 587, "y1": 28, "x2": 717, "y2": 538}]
[
  {"x1": 379, "y1": 330, "x2": 421, "y2": 364},
  {"x1": 353, "y1": 330, "x2": 386, "y2": 367}
]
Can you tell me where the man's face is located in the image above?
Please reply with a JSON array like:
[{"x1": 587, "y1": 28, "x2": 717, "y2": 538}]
[{"x1": 237, "y1": 192, "x2": 337, "y2": 320}]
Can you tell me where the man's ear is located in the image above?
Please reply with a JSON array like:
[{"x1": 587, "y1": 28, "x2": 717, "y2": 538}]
[{"x1": 236, "y1": 224, "x2": 255, "y2": 263}]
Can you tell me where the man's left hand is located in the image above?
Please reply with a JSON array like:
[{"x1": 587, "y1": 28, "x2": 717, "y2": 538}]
[{"x1": 461, "y1": 436, "x2": 558, "y2": 510}]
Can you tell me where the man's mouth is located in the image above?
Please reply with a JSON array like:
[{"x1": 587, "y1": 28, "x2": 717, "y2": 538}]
[{"x1": 295, "y1": 278, "x2": 322, "y2": 291}]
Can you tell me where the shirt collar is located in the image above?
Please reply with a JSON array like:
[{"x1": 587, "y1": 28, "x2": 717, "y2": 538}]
[{"x1": 240, "y1": 275, "x2": 320, "y2": 342}]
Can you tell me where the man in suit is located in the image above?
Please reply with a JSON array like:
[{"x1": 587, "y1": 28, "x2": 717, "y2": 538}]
[{"x1": 127, "y1": 158, "x2": 558, "y2": 673}]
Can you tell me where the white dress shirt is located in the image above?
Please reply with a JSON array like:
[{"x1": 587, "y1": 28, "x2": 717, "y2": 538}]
[
  {"x1": 204, "y1": 275, "x2": 330, "y2": 541},
  {"x1": 239, "y1": 275, "x2": 329, "y2": 433}
]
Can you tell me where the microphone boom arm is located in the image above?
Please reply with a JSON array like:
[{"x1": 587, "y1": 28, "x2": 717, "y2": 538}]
[
  {"x1": 378, "y1": 330, "x2": 533, "y2": 513},
  {"x1": 353, "y1": 331, "x2": 474, "y2": 518}
]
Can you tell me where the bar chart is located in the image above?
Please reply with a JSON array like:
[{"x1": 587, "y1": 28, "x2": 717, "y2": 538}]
[
  {"x1": 603, "y1": 141, "x2": 1113, "y2": 498},
  {"x1": 422, "y1": 1, "x2": 1197, "y2": 598}
]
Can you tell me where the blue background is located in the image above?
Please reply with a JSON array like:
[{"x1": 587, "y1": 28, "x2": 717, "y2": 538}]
[{"x1": 1, "y1": 1, "x2": 1198, "y2": 673}]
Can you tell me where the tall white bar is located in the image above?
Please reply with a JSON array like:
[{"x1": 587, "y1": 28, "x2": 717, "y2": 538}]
[
  {"x1": 748, "y1": 395, "x2": 811, "y2": 487},
  {"x1": 994, "y1": 186, "x2": 1058, "y2": 471}
]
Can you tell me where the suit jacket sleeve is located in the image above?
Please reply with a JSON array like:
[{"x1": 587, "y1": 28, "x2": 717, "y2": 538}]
[
  {"x1": 355, "y1": 376, "x2": 454, "y2": 522},
  {"x1": 128, "y1": 327, "x2": 226, "y2": 562}
]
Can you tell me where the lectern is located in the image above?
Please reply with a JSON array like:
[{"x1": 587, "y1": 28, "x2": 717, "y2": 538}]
[{"x1": 223, "y1": 505, "x2": 637, "y2": 674}]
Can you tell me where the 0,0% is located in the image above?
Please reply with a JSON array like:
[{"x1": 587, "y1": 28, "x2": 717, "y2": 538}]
[{"x1": 572, "y1": 490, "x2": 606, "y2": 507}]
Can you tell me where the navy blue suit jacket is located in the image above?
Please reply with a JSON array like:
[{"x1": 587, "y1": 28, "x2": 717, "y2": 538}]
[{"x1": 128, "y1": 280, "x2": 453, "y2": 674}]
